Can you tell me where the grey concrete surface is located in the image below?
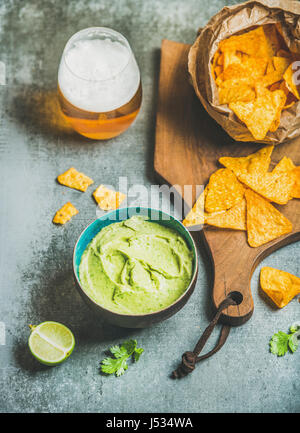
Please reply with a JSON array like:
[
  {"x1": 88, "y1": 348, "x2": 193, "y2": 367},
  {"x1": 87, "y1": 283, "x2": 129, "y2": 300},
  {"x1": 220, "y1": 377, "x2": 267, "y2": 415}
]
[{"x1": 0, "y1": 0, "x2": 299, "y2": 413}]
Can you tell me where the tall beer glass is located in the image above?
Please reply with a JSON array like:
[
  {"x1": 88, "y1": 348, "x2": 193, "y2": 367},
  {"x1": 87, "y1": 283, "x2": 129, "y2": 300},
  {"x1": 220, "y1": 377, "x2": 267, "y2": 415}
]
[{"x1": 58, "y1": 27, "x2": 142, "y2": 139}]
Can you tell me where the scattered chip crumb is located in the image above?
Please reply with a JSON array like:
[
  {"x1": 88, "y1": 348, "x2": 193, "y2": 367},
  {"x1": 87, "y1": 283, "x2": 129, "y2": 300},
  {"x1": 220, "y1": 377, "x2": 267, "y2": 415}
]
[
  {"x1": 93, "y1": 185, "x2": 126, "y2": 210},
  {"x1": 53, "y1": 202, "x2": 78, "y2": 225},
  {"x1": 57, "y1": 167, "x2": 94, "y2": 192}
]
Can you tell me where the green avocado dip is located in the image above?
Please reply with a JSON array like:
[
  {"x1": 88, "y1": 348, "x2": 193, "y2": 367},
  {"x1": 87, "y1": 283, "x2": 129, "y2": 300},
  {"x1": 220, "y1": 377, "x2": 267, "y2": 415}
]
[{"x1": 79, "y1": 216, "x2": 194, "y2": 315}]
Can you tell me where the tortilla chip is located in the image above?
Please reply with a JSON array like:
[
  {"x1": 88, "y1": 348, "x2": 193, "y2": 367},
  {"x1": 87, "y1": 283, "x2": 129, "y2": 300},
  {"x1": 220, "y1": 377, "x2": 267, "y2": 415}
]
[
  {"x1": 255, "y1": 69, "x2": 290, "y2": 98},
  {"x1": 273, "y1": 157, "x2": 298, "y2": 200},
  {"x1": 260, "y1": 266, "x2": 300, "y2": 308},
  {"x1": 213, "y1": 65, "x2": 223, "y2": 78},
  {"x1": 182, "y1": 190, "x2": 206, "y2": 227},
  {"x1": 205, "y1": 198, "x2": 246, "y2": 231},
  {"x1": 217, "y1": 76, "x2": 254, "y2": 90},
  {"x1": 238, "y1": 156, "x2": 296, "y2": 203},
  {"x1": 212, "y1": 51, "x2": 219, "y2": 67},
  {"x1": 278, "y1": 80, "x2": 298, "y2": 108},
  {"x1": 205, "y1": 168, "x2": 245, "y2": 213},
  {"x1": 53, "y1": 202, "x2": 78, "y2": 225},
  {"x1": 93, "y1": 185, "x2": 126, "y2": 210},
  {"x1": 239, "y1": 155, "x2": 295, "y2": 204},
  {"x1": 219, "y1": 145, "x2": 274, "y2": 178},
  {"x1": 268, "y1": 89, "x2": 287, "y2": 132},
  {"x1": 217, "y1": 58, "x2": 267, "y2": 87},
  {"x1": 218, "y1": 26, "x2": 274, "y2": 58},
  {"x1": 292, "y1": 166, "x2": 300, "y2": 198},
  {"x1": 57, "y1": 167, "x2": 94, "y2": 192},
  {"x1": 217, "y1": 52, "x2": 224, "y2": 66},
  {"x1": 223, "y1": 50, "x2": 242, "y2": 69},
  {"x1": 239, "y1": 169, "x2": 295, "y2": 205},
  {"x1": 238, "y1": 52, "x2": 250, "y2": 62},
  {"x1": 212, "y1": 49, "x2": 222, "y2": 67},
  {"x1": 272, "y1": 156, "x2": 295, "y2": 173},
  {"x1": 268, "y1": 81, "x2": 282, "y2": 92},
  {"x1": 272, "y1": 87, "x2": 287, "y2": 109},
  {"x1": 229, "y1": 89, "x2": 286, "y2": 140},
  {"x1": 218, "y1": 82, "x2": 255, "y2": 104},
  {"x1": 215, "y1": 64, "x2": 243, "y2": 86},
  {"x1": 272, "y1": 56, "x2": 291, "y2": 75},
  {"x1": 266, "y1": 59, "x2": 275, "y2": 75},
  {"x1": 244, "y1": 57, "x2": 268, "y2": 76},
  {"x1": 245, "y1": 189, "x2": 292, "y2": 247},
  {"x1": 283, "y1": 63, "x2": 300, "y2": 100},
  {"x1": 268, "y1": 115, "x2": 281, "y2": 133},
  {"x1": 214, "y1": 25, "x2": 295, "y2": 138}
]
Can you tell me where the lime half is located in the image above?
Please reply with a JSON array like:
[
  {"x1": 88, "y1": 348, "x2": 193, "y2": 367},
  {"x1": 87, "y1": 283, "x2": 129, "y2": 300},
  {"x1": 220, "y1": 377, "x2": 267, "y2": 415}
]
[{"x1": 28, "y1": 321, "x2": 75, "y2": 366}]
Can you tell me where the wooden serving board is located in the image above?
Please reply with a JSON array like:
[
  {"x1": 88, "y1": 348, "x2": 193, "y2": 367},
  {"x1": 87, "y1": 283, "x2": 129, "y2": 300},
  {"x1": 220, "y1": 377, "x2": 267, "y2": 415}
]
[{"x1": 154, "y1": 39, "x2": 300, "y2": 326}]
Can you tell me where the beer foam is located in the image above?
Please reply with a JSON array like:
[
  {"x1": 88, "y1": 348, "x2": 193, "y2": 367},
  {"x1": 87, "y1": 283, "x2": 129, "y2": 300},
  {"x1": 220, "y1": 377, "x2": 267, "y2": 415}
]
[{"x1": 58, "y1": 36, "x2": 140, "y2": 112}]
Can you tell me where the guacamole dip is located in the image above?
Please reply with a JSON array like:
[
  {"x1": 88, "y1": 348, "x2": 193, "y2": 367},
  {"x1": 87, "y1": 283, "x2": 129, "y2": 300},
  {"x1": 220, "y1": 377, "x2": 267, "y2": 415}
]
[{"x1": 79, "y1": 216, "x2": 194, "y2": 314}]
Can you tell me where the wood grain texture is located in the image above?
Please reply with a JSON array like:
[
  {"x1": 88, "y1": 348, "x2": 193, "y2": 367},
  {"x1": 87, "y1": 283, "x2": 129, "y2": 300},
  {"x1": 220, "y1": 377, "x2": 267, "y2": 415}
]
[{"x1": 154, "y1": 39, "x2": 300, "y2": 326}]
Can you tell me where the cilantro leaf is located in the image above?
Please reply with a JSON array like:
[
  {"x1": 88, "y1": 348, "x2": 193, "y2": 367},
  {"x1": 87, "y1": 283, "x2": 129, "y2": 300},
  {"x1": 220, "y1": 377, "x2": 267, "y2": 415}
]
[
  {"x1": 109, "y1": 345, "x2": 128, "y2": 359},
  {"x1": 122, "y1": 339, "x2": 137, "y2": 356},
  {"x1": 100, "y1": 357, "x2": 116, "y2": 374},
  {"x1": 101, "y1": 357, "x2": 128, "y2": 376},
  {"x1": 290, "y1": 322, "x2": 300, "y2": 333},
  {"x1": 270, "y1": 331, "x2": 289, "y2": 356},
  {"x1": 100, "y1": 339, "x2": 144, "y2": 377},
  {"x1": 133, "y1": 347, "x2": 144, "y2": 362},
  {"x1": 288, "y1": 331, "x2": 300, "y2": 353},
  {"x1": 270, "y1": 325, "x2": 300, "y2": 357}
]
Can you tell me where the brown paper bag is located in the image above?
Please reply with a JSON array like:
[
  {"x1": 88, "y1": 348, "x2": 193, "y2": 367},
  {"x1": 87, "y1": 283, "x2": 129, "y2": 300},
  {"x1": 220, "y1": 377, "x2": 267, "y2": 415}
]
[{"x1": 188, "y1": 0, "x2": 300, "y2": 144}]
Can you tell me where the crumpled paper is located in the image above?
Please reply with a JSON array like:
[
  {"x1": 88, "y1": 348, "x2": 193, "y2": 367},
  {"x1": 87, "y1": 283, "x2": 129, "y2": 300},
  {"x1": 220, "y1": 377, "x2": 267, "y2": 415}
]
[{"x1": 188, "y1": 0, "x2": 300, "y2": 144}]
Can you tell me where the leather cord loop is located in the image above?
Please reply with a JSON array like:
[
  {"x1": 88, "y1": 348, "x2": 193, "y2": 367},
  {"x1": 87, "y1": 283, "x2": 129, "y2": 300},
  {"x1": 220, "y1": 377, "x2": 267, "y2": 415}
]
[{"x1": 172, "y1": 296, "x2": 236, "y2": 379}]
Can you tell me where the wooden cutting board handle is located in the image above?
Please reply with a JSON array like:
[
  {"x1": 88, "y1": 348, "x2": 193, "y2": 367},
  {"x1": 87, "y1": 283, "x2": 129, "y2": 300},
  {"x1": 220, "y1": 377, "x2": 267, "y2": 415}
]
[
  {"x1": 155, "y1": 40, "x2": 300, "y2": 326},
  {"x1": 203, "y1": 229, "x2": 300, "y2": 325}
]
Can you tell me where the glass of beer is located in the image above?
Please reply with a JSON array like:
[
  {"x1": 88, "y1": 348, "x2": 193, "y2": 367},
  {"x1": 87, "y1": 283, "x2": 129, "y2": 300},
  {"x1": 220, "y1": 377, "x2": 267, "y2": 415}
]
[{"x1": 58, "y1": 27, "x2": 142, "y2": 139}]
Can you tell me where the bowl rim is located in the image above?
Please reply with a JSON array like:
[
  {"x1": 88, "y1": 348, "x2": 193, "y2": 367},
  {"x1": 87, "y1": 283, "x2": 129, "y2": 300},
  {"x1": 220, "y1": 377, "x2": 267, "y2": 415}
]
[{"x1": 73, "y1": 206, "x2": 198, "y2": 318}]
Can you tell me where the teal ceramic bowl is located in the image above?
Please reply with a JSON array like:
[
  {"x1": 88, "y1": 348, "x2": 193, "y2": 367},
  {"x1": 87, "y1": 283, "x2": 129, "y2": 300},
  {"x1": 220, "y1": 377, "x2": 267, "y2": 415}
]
[{"x1": 73, "y1": 207, "x2": 198, "y2": 328}]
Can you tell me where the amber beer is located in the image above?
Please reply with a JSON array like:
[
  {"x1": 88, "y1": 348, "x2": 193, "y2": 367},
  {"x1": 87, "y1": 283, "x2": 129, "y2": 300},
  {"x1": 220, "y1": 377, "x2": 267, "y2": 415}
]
[{"x1": 58, "y1": 28, "x2": 142, "y2": 139}]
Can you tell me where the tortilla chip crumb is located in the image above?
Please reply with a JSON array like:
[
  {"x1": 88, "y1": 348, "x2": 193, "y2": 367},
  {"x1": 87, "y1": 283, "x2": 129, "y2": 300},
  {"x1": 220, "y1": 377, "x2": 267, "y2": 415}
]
[
  {"x1": 93, "y1": 185, "x2": 126, "y2": 210},
  {"x1": 53, "y1": 202, "x2": 78, "y2": 225},
  {"x1": 57, "y1": 167, "x2": 94, "y2": 192}
]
